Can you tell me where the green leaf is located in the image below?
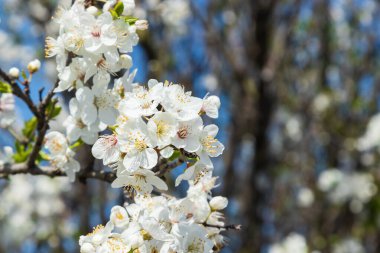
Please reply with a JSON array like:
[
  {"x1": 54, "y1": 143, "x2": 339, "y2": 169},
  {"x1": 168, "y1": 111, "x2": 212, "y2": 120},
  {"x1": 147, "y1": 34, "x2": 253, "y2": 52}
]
[
  {"x1": 22, "y1": 117, "x2": 37, "y2": 139},
  {"x1": 38, "y1": 151, "x2": 50, "y2": 161},
  {"x1": 70, "y1": 139, "x2": 83, "y2": 150},
  {"x1": 124, "y1": 16, "x2": 138, "y2": 25},
  {"x1": 15, "y1": 140, "x2": 23, "y2": 153},
  {"x1": 46, "y1": 102, "x2": 61, "y2": 119},
  {"x1": 169, "y1": 150, "x2": 181, "y2": 161},
  {"x1": 0, "y1": 81, "x2": 12, "y2": 93},
  {"x1": 51, "y1": 106, "x2": 62, "y2": 118},
  {"x1": 114, "y1": 1, "x2": 124, "y2": 17},
  {"x1": 21, "y1": 70, "x2": 27, "y2": 80},
  {"x1": 110, "y1": 9, "x2": 119, "y2": 19}
]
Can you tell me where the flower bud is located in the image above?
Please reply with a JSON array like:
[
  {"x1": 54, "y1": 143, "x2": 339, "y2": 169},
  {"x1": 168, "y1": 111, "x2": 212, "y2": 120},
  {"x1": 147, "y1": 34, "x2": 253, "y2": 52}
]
[
  {"x1": 86, "y1": 6, "x2": 98, "y2": 15},
  {"x1": 119, "y1": 54, "x2": 132, "y2": 69},
  {"x1": 8, "y1": 67, "x2": 20, "y2": 79},
  {"x1": 209, "y1": 196, "x2": 228, "y2": 210},
  {"x1": 27, "y1": 59, "x2": 41, "y2": 73},
  {"x1": 135, "y1": 20, "x2": 149, "y2": 30}
]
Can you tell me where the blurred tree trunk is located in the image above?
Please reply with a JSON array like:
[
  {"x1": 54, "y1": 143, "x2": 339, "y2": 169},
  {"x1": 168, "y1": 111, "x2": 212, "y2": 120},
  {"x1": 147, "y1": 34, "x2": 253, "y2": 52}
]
[{"x1": 241, "y1": 1, "x2": 278, "y2": 252}]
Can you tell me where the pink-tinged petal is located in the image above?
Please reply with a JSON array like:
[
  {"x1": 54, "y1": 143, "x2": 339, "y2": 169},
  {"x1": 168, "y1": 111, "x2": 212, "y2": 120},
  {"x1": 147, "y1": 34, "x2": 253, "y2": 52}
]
[
  {"x1": 104, "y1": 148, "x2": 120, "y2": 165},
  {"x1": 92, "y1": 137, "x2": 107, "y2": 160}
]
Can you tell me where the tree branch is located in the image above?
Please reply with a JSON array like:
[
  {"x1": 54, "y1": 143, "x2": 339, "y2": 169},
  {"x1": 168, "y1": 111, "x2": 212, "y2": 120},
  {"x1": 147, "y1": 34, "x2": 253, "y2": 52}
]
[
  {"x1": 0, "y1": 68, "x2": 40, "y2": 117},
  {"x1": 204, "y1": 223, "x2": 242, "y2": 231},
  {"x1": 0, "y1": 163, "x2": 116, "y2": 183}
]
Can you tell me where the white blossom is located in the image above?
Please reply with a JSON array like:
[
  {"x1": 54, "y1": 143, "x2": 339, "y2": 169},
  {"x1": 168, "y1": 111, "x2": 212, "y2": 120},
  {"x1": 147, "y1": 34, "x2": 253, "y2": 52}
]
[
  {"x1": 8, "y1": 67, "x2": 20, "y2": 78},
  {"x1": 0, "y1": 93, "x2": 15, "y2": 128},
  {"x1": 117, "y1": 119, "x2": 158, "y2": 172},
  {"x1": 91, "y1": 135, "x2": 120, "y2": 165},
  {"x1": 0, "y1": 146, "x2": 13, "y2": 169},
  {"x1": 112, "y1": 168, "x2": 167, "y2": 195},
  {"x1": 44, "y1": 131, "x2": 80, "y2": 182},
  {"x1": 333, "y1": 238, "x2": 365, "y2": 253}
]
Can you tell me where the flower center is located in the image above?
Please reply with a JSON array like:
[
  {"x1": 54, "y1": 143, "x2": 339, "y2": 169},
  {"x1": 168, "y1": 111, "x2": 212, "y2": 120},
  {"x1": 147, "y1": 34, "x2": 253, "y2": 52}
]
[
  {"x1": 44, "y1": 37, "x2": 57, "y2": 57},
  {"x1": 87, "y1": 224, "x2": 104, "y2": 236},
  {"x1": 76, "y1": 119, "x2": 86, "y2": 129},
  {"x1": 134, "y1": 139, "x2": 147, "y2": 152},
  {"x1": 97, "y1": 58, "x2": 108, "y2": 71},
  {"x1": 187, "y1": 238, "x2": 205, "y2": 253},
  {"x1": 156, "y1": 120, "x2": 169, "y2": 138},
  {"x1": 177, "y1": 126, "x2": 189, "y2": 139},
  {"x1": 107, "y1": 237, "x2": 128, "y2": 252},
  {"x1": 201, "y1": 135, "x2": 219, "y2": 155},
  {"x1": 95, "y1": 91, "x2": 116, "y2": 108},
  {"x1": 91, "y1": 26, "x2": 101, "y2": 38},
  {"x1": 115, "y1": 211, "x2": 124, "y2": 220},
  {"x1": 51, "y1": 139, "x2": 64, "y2": 153}
]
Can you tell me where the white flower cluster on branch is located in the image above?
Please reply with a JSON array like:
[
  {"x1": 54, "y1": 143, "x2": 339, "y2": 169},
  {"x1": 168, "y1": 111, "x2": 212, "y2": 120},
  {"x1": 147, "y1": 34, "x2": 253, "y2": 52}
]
[
  {"x1": 26, "y1": 0, "x2": 237, "y2": 251},
  {"x1": 317, "y1": 169, "x2": 377, "y2": 213},
  {"x1": 79, "y1": 175, "x2": 230, "y2": 253},
  {"x1": 0, "y1": 0, "x2": 238, "y2": 251}
]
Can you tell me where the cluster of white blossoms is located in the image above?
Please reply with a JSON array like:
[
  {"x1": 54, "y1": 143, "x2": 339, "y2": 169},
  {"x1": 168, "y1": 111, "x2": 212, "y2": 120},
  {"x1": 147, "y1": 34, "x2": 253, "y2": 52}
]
[
  {"x1": 46, "y1": 0, "x2": 141, "y2": 88},
  {"x1": 317, "y1": 169, "x2": 377, "y2": 213},
  {"x1": 91, "y1": 79, "x2": 223, "y2": 194},
  {"x1": 41, "y1": 0, "x2": 230, "y2": 251},
  {"x1": 268, "y1": 233, "x2": 308, "y2": 253},
  {"x1": 44, "y1": 131, "x2": 80, "y2": 182},
  {"x1": 79, "y1": 175, "x2": 228, "y2": 252},
  {"x1": 43, "y1": 0, "x2": 145, "y2": 177},
  {"x1": 357, "y1": 112, "x2": 380, "y2": 151},
  {"x1": 333, "y1": 238, "x2": 365, "y2": 253}
]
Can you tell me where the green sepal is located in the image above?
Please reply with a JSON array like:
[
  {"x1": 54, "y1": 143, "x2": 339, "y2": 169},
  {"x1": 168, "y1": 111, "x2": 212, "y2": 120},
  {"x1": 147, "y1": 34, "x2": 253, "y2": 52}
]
[
  {"x1": 0, "y1": 81, "x2": 12, "y2": 93},
  {"x1": 124, "y1": 16, "x2": 138, "y2": 25},
  {"x1": 114, "y1": 1, "x2": 124, "y2": 17},
  {"x1": 70, "y1": 139, "x2": 83, "y2": 150},
  {"x1": 169, "y1": 150, "x2": 181, "y2": 161},
  {"x1": 13, "y1": 141, "x2": 33, "y2": 163}
]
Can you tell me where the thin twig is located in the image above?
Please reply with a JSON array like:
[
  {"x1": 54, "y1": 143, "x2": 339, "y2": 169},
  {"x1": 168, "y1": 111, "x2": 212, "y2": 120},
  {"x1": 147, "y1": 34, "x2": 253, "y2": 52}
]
[
  {"x1": 0, "y1": 163, "x2": 116, "y2": 183},
  {"x1": 204, "y1": 223, "x2": 242, "y2": 231}
]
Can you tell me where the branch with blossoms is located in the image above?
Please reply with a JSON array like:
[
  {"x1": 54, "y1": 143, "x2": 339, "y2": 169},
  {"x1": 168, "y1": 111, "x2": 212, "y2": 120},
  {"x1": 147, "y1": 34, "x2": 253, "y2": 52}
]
[{"x1": 0, "y1": 0, "x2": 240, "y2": 251}]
